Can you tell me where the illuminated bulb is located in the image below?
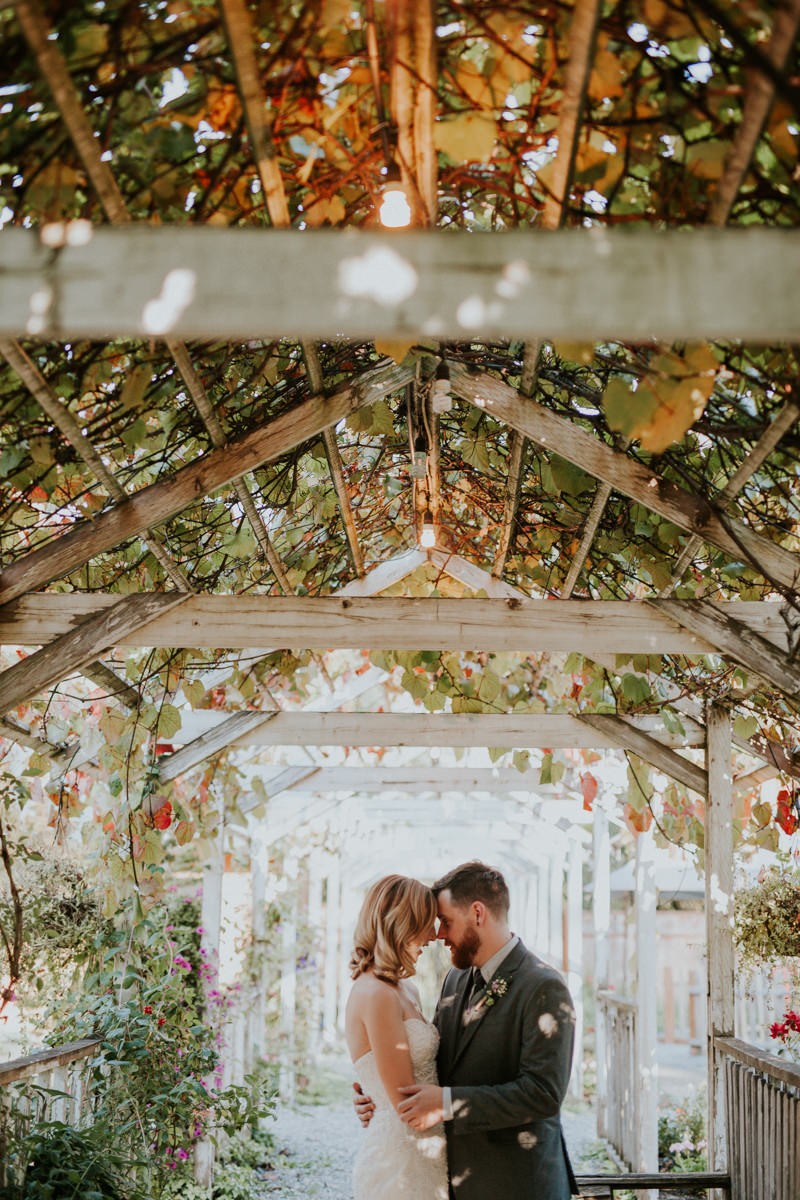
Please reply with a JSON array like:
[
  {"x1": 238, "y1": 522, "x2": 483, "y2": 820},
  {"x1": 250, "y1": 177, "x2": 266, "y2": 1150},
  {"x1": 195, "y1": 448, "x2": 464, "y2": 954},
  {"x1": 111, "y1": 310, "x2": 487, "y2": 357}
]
[
  {"x1": 419, "y1": 513, "x2": 436, "y2": 548},
  {"x1": 379, "y1": 162, "x2": 411, "y2": 229}
]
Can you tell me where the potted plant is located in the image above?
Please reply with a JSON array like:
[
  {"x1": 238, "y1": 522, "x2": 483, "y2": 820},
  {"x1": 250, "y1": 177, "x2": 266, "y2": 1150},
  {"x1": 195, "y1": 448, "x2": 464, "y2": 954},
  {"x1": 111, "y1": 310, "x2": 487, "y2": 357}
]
[{"x1": 733, "y1": 863, "x2": 800, "y2": 970}]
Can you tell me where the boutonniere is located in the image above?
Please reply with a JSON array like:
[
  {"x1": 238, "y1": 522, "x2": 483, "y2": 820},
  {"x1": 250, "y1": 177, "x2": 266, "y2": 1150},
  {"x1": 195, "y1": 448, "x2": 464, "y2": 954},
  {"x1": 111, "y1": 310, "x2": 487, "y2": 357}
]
[{"x1": 482, "y1": 975, "x2": 510, "y2": 1008}]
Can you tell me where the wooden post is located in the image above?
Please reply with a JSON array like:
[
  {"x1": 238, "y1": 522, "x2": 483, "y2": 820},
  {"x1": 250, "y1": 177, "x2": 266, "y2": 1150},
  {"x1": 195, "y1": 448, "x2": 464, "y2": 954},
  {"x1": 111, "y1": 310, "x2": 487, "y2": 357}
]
[
  {"x1": 635, "y1": 826, "x2": 658, "y2": 1175},
  {"x1": 306, "y1": 850, "x2": 324, "y2": 1062},
  {"x1": 549, "y1": 852, "x2": 564, "y2": 965},
  {"x1": 706, "y1": 703, "x2": 735, "y2": 1189},
  {"x1": 322, "y1": 853, "x2": 341, "y2": 1044},
  {"x1": 593, "y1": 806, "x2": 611, "y2": 1138},
  {"x1": 567, "y1": 839, "x2": 584, "y2": 1100},
  {"x1": 194, "y1": 798, "x2": 224, "y2": 1190},
  {"x1": 249, "y1": 823, "x2": 269, "y2": 1077},
  {"x1": 279, "y1": 852, "x2": 298, "y2": 1102}
]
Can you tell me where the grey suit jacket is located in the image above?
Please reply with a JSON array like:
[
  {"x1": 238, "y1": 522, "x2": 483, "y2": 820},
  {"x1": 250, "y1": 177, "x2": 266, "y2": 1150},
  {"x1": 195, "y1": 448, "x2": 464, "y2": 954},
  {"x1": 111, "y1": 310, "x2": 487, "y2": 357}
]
[{"x1": 435, "y1": 940, "x2": 577, "y2": 1199}]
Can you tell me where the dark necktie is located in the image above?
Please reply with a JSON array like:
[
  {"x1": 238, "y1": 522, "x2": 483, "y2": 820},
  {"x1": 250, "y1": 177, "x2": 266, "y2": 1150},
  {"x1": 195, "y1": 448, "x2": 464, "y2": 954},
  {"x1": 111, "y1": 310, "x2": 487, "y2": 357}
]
[{"x1": 467, "y1": 966, "x2": 485, "y2": 1006}]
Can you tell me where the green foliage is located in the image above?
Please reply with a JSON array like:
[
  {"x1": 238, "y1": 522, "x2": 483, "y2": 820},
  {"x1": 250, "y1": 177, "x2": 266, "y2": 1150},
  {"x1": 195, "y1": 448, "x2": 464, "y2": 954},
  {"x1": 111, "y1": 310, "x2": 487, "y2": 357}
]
[{"x1": 0, "y1": 1122, "x2": 145, "y2": 1200}]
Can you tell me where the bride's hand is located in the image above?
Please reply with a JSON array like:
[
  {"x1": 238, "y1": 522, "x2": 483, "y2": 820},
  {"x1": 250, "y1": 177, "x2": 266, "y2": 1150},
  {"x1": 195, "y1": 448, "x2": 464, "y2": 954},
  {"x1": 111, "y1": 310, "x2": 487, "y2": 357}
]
[
  {"x1": 397, "y1": 1084, "x2": 444, "y2": 1131},
  {"x1": 353, "y1": 1081, "x2": 375, "y2": 1127}
]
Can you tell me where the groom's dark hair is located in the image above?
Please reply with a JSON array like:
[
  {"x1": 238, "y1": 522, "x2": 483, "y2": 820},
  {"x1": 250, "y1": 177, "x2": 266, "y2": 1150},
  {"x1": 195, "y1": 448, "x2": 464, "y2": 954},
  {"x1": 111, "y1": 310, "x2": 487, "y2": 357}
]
[{"x1": 433, "y1": 861, "x2": 510, "y2": 917}]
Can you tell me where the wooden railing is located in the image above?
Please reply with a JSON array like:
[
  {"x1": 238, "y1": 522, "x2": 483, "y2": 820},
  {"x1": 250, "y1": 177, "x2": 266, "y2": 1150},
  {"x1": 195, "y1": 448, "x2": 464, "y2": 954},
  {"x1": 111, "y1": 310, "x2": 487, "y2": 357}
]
[
  {"x1": 0, "y1": 1038, "x2": 101, "y2": 1185},
  {"x1": 717, "y1": 1036, "x2": 800, "y2": 1200},
  {"x1": 597, "y1": 990, "x2": 638, "y2": 1167}
]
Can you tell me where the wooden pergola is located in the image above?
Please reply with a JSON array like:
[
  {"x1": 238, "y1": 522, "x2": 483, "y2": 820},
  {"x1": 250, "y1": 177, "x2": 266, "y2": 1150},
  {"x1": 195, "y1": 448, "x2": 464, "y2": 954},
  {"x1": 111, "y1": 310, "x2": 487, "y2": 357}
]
[{"x1": 1, "y1": 1, "x2": 799, "y2": 1196}]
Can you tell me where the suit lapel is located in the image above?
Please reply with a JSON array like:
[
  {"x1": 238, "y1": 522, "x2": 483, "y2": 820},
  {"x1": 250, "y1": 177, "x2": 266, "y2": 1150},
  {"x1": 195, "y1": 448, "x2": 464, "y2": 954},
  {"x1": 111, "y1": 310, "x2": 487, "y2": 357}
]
[
  {"x1": 449, "y1": 940, "x2": 528, "y2": 1073},
  {"x1": 436, "y1": 967, "x2": 472, "y2": 1080}
]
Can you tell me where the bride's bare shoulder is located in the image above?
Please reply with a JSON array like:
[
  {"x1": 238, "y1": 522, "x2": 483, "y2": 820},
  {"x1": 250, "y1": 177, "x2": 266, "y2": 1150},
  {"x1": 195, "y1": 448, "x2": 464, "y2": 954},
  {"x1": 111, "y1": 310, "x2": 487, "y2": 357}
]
[{"x1": 349, "y1": 971, "x2": 402, "y2": 1014}]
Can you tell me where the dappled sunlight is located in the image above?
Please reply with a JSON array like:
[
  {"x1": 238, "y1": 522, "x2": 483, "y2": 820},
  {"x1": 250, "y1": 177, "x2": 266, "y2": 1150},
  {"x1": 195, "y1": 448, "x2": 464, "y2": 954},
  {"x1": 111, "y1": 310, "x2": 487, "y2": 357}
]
[
  {"x1": 338, "y1": 245, "x2": 418, "y2": 307},
  {"x1": 141, "y1": 267, "x2": 197, "y2": 334}
]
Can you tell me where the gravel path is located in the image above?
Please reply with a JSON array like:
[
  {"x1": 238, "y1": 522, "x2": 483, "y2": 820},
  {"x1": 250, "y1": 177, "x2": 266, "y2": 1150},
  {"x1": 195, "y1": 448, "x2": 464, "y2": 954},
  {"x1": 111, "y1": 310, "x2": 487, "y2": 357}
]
[{"x1": 258, "y1": 1058, "x2": 600, "y2": 1198}]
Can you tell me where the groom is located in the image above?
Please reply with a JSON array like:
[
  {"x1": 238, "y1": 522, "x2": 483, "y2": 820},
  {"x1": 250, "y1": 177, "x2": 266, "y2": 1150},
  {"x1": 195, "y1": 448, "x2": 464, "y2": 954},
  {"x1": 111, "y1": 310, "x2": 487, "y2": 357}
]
[{"x1": 356, "y1": 860, "x2": 578, "y2": 1199}]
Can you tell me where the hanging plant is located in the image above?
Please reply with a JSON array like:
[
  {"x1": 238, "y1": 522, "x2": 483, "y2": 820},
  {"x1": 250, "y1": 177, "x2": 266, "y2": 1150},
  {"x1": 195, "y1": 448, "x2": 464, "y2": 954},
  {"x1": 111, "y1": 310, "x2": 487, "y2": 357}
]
[{"x1": 734, "y1": 865, "x2": 800, "y2": 970}]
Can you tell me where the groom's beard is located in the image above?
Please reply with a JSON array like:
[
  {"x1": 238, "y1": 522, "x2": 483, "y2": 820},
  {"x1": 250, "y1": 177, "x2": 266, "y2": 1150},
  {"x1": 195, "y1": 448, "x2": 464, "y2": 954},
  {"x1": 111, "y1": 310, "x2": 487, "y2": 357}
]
[{"x1": 448, "y1": 924, "x2": 481, "y2": 970}]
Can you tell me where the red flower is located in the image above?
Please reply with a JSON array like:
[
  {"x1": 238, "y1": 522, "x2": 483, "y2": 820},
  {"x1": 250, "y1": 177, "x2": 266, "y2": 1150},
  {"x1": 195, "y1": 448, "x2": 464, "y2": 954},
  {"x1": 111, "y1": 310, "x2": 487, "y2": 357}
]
[
  {"x1": 158, "y1": 1017, "x2": 167, "y2": 1027},
  {"x1": 770, "y1": 1022, "x2": 788, "y2": 1039},
  {"x1": 143, "y1": 1005, "x2": 153, "y2": 1015}
]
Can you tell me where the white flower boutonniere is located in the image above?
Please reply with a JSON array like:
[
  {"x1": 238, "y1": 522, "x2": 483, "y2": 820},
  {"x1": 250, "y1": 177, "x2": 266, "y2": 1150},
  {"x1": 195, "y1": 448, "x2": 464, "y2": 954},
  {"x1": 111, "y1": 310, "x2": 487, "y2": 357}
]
[{"x1": 482, "y1": 976, "x2": 510, "y2": 1008}]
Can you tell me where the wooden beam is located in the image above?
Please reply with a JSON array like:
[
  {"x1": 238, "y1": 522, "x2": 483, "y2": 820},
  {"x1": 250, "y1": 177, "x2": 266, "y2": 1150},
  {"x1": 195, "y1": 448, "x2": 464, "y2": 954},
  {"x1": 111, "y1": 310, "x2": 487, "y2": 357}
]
[
  {"x1": 580, "y1": 714, "x2": 707, "y2": 795},
  {"x1": 178, "y1": 711, "x2": 702, "y2": 750},
  {"x1": 4, "y1": 227, "x2": 800, "y2": 341},
  {"x1": 0, "y1": 359, "x2": 413, "y2": 606},
  {"x1": 653, "y1": 597, "x2": 800, "y2": 700},
  {"x1": 452, "y1": 366, "x2": 800, "y2": 594},
  {"x1": 658, "y1": 399, "x2": 800, "y2": 596},
  {"x1": 0, "y1": 594, "x2": 790, "y2": 654},
  {"x1": 157, "y1": 710, "x2": 278, "y2": 782},
  {"x1": 539, "y1": 0, "x2": 601, "y2": 226},
  {"x1": 238, "y1": 765, "x2": 561, "y2": 794},
  {"x1": 708, "y1": 0, "x2": 800, "y2": 225},
  {"x1": 15, "y1": 0, "x2": 291, "y2": 597},
  {"x1": 0, "y1": 594, "x2": 188, "y2": 714}
]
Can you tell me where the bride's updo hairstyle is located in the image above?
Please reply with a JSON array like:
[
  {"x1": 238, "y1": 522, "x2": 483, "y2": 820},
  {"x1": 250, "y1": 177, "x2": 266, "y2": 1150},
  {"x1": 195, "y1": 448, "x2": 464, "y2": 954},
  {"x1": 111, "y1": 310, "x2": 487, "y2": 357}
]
[{"x1": 349, "y1": 874, "x2": 436, "y2": 984}]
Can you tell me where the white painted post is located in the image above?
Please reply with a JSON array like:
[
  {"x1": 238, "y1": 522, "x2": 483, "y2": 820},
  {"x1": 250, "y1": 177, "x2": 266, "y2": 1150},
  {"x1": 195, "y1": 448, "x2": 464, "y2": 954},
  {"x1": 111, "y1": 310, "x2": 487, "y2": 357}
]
[
  {"x1": 634, "y1": 825, "x2": 658, "y2": 1175},
  {"x1": 249, "y1": 824, "x2": 269, "y2": 1072},
  {"x1": 567, "y1": 839, "x2": 584, "y2": 1100},
  {"x1": 306, "y1": 850, "x2": 324, "y2": 1062},
  {"x1": 338, "y1": 878, "x2": 358, "y2": 1034},
  {"x1": 194, "y1": 799, "x2": 225, "y2": 1189},
  {"x1": 549, "y1": 852, "x2": 564, "y2": 966},
  {"x1": 279, "y1": 852, "x2": 298, "y2": 1102},
  {"x1": 706, "y1": 703, "x2": 735, "y2": 1191},
  {"x1": 593, "y1": 806, "x2": 611, "y2": 1139},
  {"x1": 322, "y1": 853, "x2": 341, "y2": 1044}
]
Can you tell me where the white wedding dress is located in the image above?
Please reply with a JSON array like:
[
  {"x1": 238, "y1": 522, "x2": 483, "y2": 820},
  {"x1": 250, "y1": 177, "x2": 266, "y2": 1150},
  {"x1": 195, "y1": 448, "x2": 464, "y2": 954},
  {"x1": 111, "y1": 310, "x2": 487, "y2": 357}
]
[{"x1": 353, "y1": 1017, "x2": 449, "y2": 1199}]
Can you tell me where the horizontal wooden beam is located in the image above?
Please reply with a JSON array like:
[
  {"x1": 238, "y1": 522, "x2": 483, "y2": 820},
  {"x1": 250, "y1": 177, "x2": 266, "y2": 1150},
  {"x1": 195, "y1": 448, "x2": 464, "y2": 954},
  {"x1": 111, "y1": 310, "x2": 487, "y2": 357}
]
[
  {"x1": 3, "y1": 227, "x2": 800, "y2": 341},
  {"x1": 251, "y1": 766, "x2": 560, "y2": 793},
  {"x1": 0, "y1": 594, "x2": 188, "y2": 714},
  {"x1": 0, "y1": 595, "x2": 790, "y2": 656},
  {"x1": 0, "y1": 359, "x2": 412, "y2": 607},
  {"x1": 176, "y1": 711, "x2": 697, "y2": 750},
  {"x1": 453, "y1": 367, "x2": 800, "y2": 595}
]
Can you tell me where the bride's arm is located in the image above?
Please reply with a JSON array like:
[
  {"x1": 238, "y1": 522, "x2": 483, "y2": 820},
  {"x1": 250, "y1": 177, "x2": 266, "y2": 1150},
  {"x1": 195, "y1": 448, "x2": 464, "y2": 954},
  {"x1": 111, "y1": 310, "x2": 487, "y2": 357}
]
[{"x1": 361, "y1": 989, "x2": 417, "y2": 1115}]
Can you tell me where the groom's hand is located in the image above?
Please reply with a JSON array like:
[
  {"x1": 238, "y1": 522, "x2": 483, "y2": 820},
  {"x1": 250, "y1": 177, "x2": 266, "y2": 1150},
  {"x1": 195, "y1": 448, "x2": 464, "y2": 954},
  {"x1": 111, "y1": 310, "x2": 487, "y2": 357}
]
[
  {"x1": 352, "y1": 1081, "x2": 375, "y2": 1127},
  {"x1": 397, "y1": 1084, "x2": 445, "y2": 1131}
]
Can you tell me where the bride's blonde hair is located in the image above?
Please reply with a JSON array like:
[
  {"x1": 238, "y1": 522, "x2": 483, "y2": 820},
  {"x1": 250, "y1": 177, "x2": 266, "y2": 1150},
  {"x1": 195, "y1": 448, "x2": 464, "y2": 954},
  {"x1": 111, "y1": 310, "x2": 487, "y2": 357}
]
[{"x1": 349, "y1": 875, "x2": 436, "y2": 984}]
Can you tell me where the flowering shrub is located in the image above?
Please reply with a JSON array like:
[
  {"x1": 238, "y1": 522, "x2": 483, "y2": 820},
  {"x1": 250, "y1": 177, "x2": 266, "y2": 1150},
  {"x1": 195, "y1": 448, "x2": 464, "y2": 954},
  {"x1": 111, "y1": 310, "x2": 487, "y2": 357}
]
[
  {"x1": 657, "y1": 1091, "x2": 707, "y2": 1173},
  {"x1": 47, "y1": 896, "x2": 275, "y2": 1191},
  {"x1": 768, "y1": 1009, "x2": 800, "y2": 1061}
]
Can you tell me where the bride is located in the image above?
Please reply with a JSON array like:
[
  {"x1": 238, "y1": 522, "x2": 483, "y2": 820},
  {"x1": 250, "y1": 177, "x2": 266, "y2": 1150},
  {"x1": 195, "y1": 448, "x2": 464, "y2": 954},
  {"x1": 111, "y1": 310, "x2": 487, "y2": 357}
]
[{"x1": 345, "y1": 874, "x2": 448, "y2": 1199}]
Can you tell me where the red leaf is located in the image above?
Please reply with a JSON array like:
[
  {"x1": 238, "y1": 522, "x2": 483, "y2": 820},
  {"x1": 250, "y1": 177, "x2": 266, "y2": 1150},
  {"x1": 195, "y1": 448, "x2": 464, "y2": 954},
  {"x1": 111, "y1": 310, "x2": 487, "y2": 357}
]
[
  {"x1": 776, "y1": 788, "x2": 798, "y2": 836},
  {"x1": 153, "y1": 800, "x2": 173, "y2": 830},
  {"x1": 581, "y1": 771, "x2": 598, "y2": 812}
]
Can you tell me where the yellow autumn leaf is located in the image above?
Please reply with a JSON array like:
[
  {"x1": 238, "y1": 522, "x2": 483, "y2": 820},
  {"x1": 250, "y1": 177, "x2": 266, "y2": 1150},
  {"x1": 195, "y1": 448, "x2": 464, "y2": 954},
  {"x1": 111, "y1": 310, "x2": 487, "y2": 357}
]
[
  {"x1": 551, "y1": 341, "x2": 595, "y2": 365},
  {"x1": 455, "y1": 60, "x2": 497, "y2": 110},
  {"x1": 587, "y1": 41, "x2": 625, "y2": 101},
  {"x1": 303, "y1": 194, "x2": 346, "y2": 226},
  {"x1": 636, "y1": 377, "x2": 712, "y2": 453},
  {"x1": 374, "y1": 338, "x2": 416, "y2": 364},
  {"x1": 434, "y1": 113, "x2": 497, "y2": 164}
]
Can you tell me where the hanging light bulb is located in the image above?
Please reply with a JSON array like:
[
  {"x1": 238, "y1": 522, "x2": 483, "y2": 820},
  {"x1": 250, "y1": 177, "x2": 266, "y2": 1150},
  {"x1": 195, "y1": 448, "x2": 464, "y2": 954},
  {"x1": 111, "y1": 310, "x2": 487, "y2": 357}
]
[
  {"x1": 411, "y1": 433, "x2": 427, "y2": 479},
  {"x1": 419, "y1": 511, "x2": 436, "y2": 548},
  {"x1": 379, "y1": 161, "x2": 411, "y2": 228},
  {"x1": 431, "y1": 360, "x2": 452, "y2": 414}
]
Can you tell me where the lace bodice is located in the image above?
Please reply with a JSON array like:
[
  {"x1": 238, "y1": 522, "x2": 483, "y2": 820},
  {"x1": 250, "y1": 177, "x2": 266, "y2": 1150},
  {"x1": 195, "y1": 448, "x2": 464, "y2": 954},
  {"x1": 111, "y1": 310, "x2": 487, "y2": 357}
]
[{"x1": 352, "y1": 1018, "x2": 448, "y2": 1199}]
